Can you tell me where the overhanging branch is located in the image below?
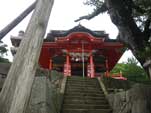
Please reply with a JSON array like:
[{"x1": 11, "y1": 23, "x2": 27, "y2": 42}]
[{"x1": 75, "y1": 2, "x2": 107, "y2": 22}]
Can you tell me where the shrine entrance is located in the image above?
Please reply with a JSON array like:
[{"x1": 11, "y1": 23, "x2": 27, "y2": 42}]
[
  {"x1": 68, "y1": 50, "x2": 90, "y2": 77},
  {"x1": 71, "y1": 62, "x2": 87, "y2": 76}
]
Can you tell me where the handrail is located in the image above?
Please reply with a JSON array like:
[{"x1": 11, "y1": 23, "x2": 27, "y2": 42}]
[
  {"x1": 97, "y1": 77, "x2": 108, "y2": 96},
  {"x1": 60, "y1": 77, "x2": 67, "y2": 94}
]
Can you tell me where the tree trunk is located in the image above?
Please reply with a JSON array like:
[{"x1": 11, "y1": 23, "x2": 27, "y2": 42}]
[
  {"x1": 143, "y1": 60, "x2": 151, "y2": 78},
  {"x1": 105, "y1": 0, "x2": 151, "y2": 78},
  {"x1": 0, "y1": 0, "x2": 54, "y2": 113},
  {"x1": 106, "y1": 0, "x2": 141, "y2": 50},
  {"x1": 149, "y1": 67, "x2": 151, "y2": 79}
]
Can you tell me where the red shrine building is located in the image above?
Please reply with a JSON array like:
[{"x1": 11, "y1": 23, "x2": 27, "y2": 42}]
[{"x1": 11, "y1": 25, "x2": 125, "y2": 78}]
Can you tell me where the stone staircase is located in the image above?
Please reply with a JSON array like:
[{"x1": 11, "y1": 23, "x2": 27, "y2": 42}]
[{"x1": 61, "y1": 76, "x2": 112, "y2": 113}]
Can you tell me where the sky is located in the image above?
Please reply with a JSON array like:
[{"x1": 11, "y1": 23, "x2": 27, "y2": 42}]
[{"x1": 0, "y1": 0, "x2": 134, "y2": 62}]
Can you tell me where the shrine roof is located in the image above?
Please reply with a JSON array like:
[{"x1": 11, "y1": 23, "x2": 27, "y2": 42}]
[
  {"x1": 45, "y1": 24, "x2": 110, "y2": 42},
  {"x1": 104, "y1": 38, "x2": 120, "y2": 42}
]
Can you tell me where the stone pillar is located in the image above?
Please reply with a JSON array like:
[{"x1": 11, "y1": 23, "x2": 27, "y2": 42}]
[{"x1": 90, "y1": 54, "x2": 95, "y2": 78}]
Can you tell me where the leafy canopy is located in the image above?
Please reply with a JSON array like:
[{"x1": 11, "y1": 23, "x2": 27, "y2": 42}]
[
  {"x1": 0, "y1": 41, "x2": 9, "y2": 63},
  {"x1": 111, "y1": 57, "x2": 148, "y2": 81}
]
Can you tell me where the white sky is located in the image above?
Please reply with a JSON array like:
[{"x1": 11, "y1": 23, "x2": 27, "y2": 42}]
[{"x1": 0, "y1": 0, "x2": 134, "y2": 62}]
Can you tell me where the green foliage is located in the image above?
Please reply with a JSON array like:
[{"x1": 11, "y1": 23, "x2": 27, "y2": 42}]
[
  {"x1": 138, "y1": 43, "x2": 151, "y2": 59},
  {"x1": 0, "y1": 42, "x2": 9, "y2": 63},
  {"x1": 84, "y1": 0, "x2": 104, "y2": 8},
  {"x1": 111, "y1": 57, "x2": 148, "y2": 82},
  {"x1": 127, "y1": 57, "x2": 138, "y2": 65},
  {"x1": 0, "y1": 57, "x2": 9, "y2": 63},
  {"x1": 0, "y1": 43, "x2": 7, "y2": 56}
]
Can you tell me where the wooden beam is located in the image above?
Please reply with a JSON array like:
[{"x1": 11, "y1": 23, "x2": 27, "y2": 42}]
[
  {"x1": 0, "y1": 0, "x2": 54, "y2": 113},
  {"x1": 0, "y1": 1, "x2": 36, "y2": 40}
]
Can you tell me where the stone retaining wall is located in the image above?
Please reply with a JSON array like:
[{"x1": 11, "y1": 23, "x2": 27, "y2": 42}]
[
  {"x1": 0, "y1": 63, "x2": 11, "y2": 91},
  {"x1": 107, "y1": 84, "x2": 151, "y2": 113},
  {"x1": 25, "y1": 69, "x2": 64, "y2": 113}
]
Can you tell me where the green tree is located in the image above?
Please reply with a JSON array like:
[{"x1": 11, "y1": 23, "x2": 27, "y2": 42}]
[
  {"x1": 0, "y1": 41, "x2": 9, "y2": 63},
  {"x1": 76, "y1": 0, "x2": 151, "y2": 78},
  {"x1": 111, "y1": 57, "x2": 148, "y2": 81},
  {"x1": 127, "y1": 57, "x2": 138, "y2": 65}
]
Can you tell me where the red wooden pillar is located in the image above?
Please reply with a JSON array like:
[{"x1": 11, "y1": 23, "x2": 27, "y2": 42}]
[
  {"x1": 90, "y1": 53, "x2": 95, "y2": 78},
  {"x1": 49, "y1": 59, "x2": 52, "y2": 70},
  {"x1": 64, "y1": 52, "x2": 71, "y2": 76},
  {"x1": 67, "y1": 53, "x2": 71, "y2": 76},
  {"x1": 105, "y1": 59, "x2": 109, "y2": 77}
]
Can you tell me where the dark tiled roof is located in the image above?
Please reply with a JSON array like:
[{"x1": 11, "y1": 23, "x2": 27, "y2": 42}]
[
  {"x1": 104, "y1": 38, "x2": 120, "y2": 42},
  {"x1": 45, "y1": 25, "x2": 109, "y2": 42}
]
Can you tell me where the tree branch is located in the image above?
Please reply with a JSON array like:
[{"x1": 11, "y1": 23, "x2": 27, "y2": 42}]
[
  {"x1": 144, "y1": 18, "x2": 151, "y2": 32},
  {"x1": 75, "y1": 2, "x2": 107, "y2": 22},
  {"x1": 131, "y1": 2, "x2": 146, "y2": 14}
]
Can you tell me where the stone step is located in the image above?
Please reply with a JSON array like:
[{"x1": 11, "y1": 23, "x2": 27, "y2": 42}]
[
  {"x1": 66, "y1": 87, "x2": 102, "y2": 91},
  {"x1": 65, "y1": 91, "x2": 105, "y2": 97},
  {"x1": 65, "y1": 89, "x2": 103, "y2": 94},
  {"x1": 66, "y1": 83, "x2": 99, "y2": 87},
  {"x1": 68, "y1": 77, "x2": 96, "y2": 79},
  {"x1": 64, "y1": 95, "x2": 106, "y2": 101},
  {"x1": 66, "y1": 82, "x2": 99, "y2": 86},
  {"x1": 64, "y1": 94, "x2": 105, "y2": 99},
  {"x1": 61, "y1": 77, "x2": 112, "y2": 113},
  {"x1": 68, "y1": 77, "x2": 96, "y2": 80},
  {"x1": 62, "y1": 108, "x2": 112, "y2": 113},
  {"x1": 66, "y1": 83, "x2": 100, "y2": 88},
  {"x1": 67, "y1": 76, "x2": 94, "y2": 80},
  {"x1": 66, "y1": 89, "x2": 102, "y2": 93},
  {"x1": 66, "y1": 84, "x2": 101, "y2": 89},
  {"x1": 67, "y1": 79, "x2": 97, "y2": 82},
  {"x1": 63, "y1": 99, "x2": 108, "y2": 105},
  {"x1": 63, "y1": 104, "x2": 110, "y2": 109},
  {"x1": 64, "y1": 98, "x2": 108, "y2": 105},
  {"x1": 64, "y1": 95, "x2": 105, "y2": 99}
]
